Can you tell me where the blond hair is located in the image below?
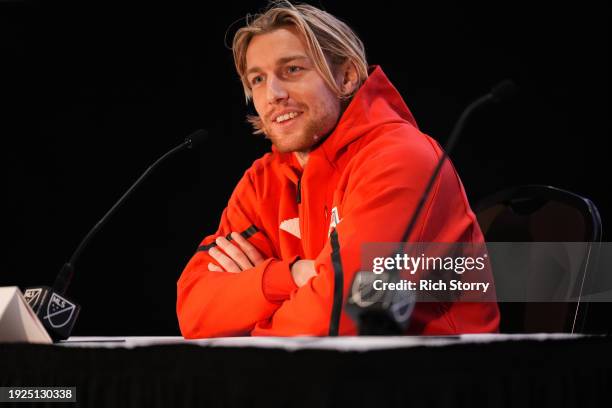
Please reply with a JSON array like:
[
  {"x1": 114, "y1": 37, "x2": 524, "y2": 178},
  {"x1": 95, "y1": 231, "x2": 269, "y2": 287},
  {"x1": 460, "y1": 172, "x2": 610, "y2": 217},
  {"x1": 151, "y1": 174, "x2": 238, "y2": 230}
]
[{"x1": 232, "y1": 1, "x2": 369, "y2": 133}]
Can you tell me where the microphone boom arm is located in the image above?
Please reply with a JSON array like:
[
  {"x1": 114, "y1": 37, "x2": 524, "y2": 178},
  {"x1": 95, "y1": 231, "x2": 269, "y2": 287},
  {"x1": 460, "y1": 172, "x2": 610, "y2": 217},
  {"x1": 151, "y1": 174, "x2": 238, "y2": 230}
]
[{"x1": 53, "y1": 130, "x2": 206, "y2": 295}]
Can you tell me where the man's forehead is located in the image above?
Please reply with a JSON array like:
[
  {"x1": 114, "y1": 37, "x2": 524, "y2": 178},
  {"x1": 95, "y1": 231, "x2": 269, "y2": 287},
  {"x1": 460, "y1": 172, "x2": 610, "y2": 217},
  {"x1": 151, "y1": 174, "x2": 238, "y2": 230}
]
[{"x1": 245, "y1": 27, "x2": 311, "y2": 72}]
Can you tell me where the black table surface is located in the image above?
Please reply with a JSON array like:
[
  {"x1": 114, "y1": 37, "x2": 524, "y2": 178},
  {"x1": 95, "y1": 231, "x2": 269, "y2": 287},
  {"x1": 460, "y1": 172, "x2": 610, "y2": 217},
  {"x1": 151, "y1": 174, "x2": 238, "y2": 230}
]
[{"x1": 2, "y1": 334, "x2": 611, "y2": 408}]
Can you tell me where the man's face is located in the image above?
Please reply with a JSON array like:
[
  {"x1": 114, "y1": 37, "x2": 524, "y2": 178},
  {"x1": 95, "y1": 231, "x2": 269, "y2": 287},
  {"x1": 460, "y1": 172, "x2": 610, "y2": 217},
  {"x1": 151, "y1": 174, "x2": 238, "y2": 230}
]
[{"x1": 245, "y1": 26, "x2": 342, "y2": 154}]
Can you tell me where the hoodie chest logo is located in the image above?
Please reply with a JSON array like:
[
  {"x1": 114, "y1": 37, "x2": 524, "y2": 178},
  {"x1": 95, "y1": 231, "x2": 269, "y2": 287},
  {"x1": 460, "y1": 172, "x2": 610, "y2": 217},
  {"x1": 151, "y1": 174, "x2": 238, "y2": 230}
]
[{"x1": 280, "y1": 217, "x2": 301, "y2": 239}]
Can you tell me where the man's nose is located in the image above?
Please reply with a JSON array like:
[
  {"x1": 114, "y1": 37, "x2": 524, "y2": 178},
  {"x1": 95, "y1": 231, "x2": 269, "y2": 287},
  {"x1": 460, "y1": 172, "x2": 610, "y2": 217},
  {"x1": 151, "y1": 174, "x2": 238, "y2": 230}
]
[{"x1": 266, "y1": 75, "x2": 288, "y2": 104}]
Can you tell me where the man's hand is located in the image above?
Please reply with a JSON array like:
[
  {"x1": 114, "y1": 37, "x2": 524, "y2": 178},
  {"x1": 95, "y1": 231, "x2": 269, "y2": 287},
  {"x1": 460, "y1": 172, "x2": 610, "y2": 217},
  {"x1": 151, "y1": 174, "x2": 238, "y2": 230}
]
[
  {"x1": 290, "y1": 260, "x2": 317, "y2": 287},
  {"x1": 208, "y1": 232, "x2": 265, "y2": 272}
]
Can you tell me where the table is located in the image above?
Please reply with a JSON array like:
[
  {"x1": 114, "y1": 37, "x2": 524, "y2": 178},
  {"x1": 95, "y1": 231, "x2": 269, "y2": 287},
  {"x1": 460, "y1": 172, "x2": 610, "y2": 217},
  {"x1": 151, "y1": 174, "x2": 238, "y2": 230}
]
[{"x1": 2, "y1": 334, "x2": 610, "y2": 407}]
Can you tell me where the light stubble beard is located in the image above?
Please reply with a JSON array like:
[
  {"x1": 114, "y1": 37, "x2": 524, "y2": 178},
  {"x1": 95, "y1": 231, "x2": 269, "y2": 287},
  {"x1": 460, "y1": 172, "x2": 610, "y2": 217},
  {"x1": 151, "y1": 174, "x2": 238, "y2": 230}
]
[{"x1": 262, "y1": 104, "x2": 342, "y2": 154}]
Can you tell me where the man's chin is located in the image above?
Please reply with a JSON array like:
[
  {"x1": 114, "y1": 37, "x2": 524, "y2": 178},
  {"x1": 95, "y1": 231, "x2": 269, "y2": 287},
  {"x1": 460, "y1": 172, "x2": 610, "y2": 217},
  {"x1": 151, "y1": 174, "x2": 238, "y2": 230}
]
[
  {"x1": 267, "y1": 135, "x2": 307, "y2": 154},
  {"x1": 271, "y1": 142, "x2": 305, "y2": 154}
]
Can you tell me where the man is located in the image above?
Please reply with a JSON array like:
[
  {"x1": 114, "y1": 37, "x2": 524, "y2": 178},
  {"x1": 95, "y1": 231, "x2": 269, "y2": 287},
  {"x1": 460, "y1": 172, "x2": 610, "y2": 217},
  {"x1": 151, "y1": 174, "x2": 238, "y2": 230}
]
[{"x1": 177, "y1": 1, "x2": 499, "y2": 337}]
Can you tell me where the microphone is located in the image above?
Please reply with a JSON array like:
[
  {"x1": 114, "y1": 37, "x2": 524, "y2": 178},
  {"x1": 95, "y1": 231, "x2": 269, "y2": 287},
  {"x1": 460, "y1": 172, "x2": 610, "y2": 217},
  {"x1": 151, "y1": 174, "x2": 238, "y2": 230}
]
[
  {"x1": 345, "y1": 81, "x2": 517, "y2": 335},
  {"x1": 23, "y1": 129, "x2": 208, "y2": 341}
]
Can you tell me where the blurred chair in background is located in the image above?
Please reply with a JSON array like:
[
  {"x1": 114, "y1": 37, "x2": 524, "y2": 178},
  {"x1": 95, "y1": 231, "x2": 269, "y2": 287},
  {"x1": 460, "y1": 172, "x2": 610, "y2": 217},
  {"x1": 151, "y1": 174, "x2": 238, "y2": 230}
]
[{"x1": 476, "y1": 185, "x2": 602, "y2": 333}]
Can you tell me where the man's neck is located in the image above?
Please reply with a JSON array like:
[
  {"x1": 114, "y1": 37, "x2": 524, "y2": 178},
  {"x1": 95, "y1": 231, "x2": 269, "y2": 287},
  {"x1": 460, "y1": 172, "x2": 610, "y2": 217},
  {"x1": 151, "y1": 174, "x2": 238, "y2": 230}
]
[{"x1": 294, "y1": 151, "x2": 309, "y2": 168}]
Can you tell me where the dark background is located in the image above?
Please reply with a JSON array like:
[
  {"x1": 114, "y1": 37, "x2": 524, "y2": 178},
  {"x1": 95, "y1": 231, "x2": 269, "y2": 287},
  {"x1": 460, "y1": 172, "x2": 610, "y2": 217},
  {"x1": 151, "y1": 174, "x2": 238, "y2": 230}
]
[{"x1": 1, "y1": 1, "x2": 609, "y2": 335}]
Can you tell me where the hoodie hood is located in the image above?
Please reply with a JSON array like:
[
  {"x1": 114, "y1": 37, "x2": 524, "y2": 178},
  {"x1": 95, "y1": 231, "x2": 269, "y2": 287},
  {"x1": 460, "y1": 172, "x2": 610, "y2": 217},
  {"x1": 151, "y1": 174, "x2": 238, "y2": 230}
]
[{"x1": 317, "y1": 65, "x2": 418, "y2": 162}]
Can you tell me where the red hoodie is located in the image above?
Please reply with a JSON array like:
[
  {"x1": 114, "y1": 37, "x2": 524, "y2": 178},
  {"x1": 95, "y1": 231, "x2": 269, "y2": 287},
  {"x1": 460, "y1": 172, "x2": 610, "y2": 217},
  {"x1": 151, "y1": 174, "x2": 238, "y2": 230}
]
[{"x1": 177, "y1": 66, "x2": 500, "y2": 337}]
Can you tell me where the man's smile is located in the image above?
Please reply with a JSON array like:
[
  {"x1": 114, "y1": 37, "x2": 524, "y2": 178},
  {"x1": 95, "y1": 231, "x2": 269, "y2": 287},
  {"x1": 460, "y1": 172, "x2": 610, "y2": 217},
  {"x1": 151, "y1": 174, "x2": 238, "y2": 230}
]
[
  {"x1": 275, "y1": 111, "x2": 302, "y2": 123},
  {"x1": 272, "y1": 111, "x2": 303, "y2": 128}
]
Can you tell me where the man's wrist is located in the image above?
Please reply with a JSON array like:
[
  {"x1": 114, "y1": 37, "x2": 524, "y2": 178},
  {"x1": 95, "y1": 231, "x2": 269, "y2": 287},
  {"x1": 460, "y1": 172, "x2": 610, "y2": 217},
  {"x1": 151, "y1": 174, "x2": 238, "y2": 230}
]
[{"x1": 262, "y1": 256, "x2": 300, "y2": 303}]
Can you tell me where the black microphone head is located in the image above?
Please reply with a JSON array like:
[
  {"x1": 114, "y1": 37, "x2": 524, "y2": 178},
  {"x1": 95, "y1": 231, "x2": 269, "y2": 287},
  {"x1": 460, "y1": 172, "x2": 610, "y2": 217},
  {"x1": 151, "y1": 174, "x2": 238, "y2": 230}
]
[
  {"x1": 490, "y1": 80, "x2": 517, "y2": 103},
  {"x1": 185, "y1": 129, "x2": 208, "y2": 149}
]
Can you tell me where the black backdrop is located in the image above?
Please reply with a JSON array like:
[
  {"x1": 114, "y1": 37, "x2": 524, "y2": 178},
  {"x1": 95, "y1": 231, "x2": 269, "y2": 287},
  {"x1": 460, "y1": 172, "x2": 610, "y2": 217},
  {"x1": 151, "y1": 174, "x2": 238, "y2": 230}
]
[{"x1": 1, "y1": 1, "x2": 609, "y2": 335}]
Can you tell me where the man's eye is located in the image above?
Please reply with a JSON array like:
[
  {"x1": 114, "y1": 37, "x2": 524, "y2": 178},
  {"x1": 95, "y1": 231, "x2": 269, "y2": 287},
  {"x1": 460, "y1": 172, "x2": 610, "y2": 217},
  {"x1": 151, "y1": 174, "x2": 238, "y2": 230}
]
[
  {"x1": 287, "y1": 66, "x2": 302, "y2": 74},
  {"x1": 251, "y1": 76, "x2": 263, "y2": 85}
]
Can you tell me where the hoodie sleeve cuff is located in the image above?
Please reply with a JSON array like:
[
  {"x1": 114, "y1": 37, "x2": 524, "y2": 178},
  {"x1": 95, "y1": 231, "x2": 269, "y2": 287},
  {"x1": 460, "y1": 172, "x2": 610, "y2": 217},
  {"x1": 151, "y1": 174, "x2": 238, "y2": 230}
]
[{"x1": 262, "y1": 256, "x2": 300, "y2": 303}]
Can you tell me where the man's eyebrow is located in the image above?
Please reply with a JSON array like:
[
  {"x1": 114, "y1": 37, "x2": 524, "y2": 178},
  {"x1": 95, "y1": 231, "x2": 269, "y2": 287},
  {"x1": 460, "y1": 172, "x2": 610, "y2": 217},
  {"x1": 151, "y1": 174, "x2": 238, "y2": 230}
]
[{"x1": 245, "y1": 55, "x2": 310, "y2": 76}]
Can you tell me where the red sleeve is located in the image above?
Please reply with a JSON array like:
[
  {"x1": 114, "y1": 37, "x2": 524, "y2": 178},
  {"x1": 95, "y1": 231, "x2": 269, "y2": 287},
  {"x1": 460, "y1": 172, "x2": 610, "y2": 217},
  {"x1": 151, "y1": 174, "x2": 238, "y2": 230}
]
[{"x1": 176, "y1": 168, "x2": 296, "y2": 338}]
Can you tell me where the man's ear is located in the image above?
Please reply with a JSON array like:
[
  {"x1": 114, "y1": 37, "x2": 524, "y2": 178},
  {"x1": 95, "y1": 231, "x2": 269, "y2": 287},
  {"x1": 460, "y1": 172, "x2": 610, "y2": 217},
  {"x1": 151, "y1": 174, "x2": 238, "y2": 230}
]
[{"x1": 337, "y1": 60, "x2": 360, "y2": 96}]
